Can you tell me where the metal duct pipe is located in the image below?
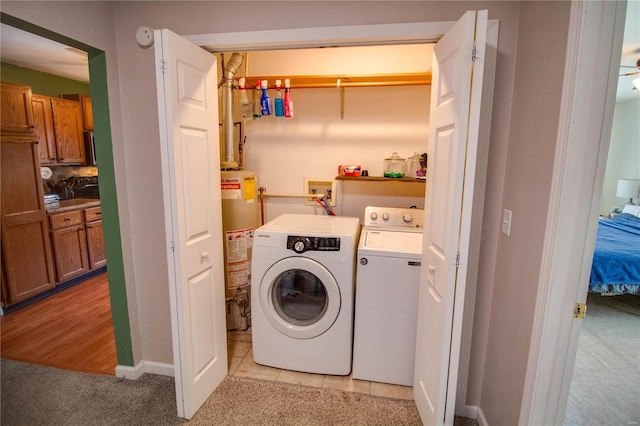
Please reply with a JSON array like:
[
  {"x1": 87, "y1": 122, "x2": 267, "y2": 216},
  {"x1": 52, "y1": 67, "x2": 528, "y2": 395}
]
[{"x1": 222, "y1": 53, "x2": 245, "y2": 169}]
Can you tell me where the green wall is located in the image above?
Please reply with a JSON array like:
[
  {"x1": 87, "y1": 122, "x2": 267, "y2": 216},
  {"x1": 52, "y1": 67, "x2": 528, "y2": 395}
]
[{"x1": 1, "y1": 62, "x2": 90, "y2": 97}]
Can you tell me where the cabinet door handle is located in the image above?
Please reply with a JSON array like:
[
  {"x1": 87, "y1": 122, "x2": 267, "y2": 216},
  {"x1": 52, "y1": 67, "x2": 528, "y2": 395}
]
[
  {"x1": 63, "y1": 218, "x2": 71, "y2": 222},
  {"x1": 201, "y1": 252, "x2": 209, "y2": 259}
]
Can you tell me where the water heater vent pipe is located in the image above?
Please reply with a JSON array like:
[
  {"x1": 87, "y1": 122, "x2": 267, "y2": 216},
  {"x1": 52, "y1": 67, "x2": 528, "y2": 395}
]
[{"x1": 222, "y1": 52, "x2": 245, "y2": 169}]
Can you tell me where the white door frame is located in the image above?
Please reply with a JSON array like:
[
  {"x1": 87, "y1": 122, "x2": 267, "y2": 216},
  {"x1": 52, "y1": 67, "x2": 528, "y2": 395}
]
[
  {"x1": 520, "y1": 1, "x2": 626, "y2": 424},
  {"x1": 186, "y1": 18, "x2": 493, "y2": 416}
]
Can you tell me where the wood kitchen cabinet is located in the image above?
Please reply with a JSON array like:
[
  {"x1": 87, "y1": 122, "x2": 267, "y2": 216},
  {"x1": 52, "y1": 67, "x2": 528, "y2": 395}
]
[
  {"x1": 49, "y1": 210, "x2": 90, "y2": 282},
  {"x1": 1, "y1": 83, "x2": 56, "y2": 306},
  {"x1": 32, "y1": 94, "x2": 57, "y2": 164},
  {"x1": 62, "y1": 94, "x2": 93, "y2": 131},
  {"x1": 1, "y1": 82, "x2": 37, "y2": 142},
  {"x1": 84, "y1": 206, "x2": 106, "y2": 269},
  {"x1": 31, "y1": 94, "x2": 86, "y2": 165},
  {"x1": 50, "y1": 97, "x2": 86, "y2": 164}
]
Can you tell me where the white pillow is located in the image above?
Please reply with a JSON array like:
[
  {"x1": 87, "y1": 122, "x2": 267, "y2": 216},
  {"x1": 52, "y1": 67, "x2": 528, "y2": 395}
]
[{"x1": 621, "y1": 204, "x2": 640, "y2": 218}]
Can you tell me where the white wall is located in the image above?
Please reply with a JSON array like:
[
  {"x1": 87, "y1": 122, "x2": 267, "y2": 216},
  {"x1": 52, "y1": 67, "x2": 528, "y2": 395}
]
[
  {"x1": 600, "y1": 98, "x2": 640, "y2": 215},
  {"x1": 244, "y1": 85, "x2": 429, "y2": 222}
]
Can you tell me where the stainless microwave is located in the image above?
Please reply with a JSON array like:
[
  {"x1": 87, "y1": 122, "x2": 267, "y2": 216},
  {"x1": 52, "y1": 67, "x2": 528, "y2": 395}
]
[{"x1": 84, "y1": 131, "x2": 97, "y2": 165}]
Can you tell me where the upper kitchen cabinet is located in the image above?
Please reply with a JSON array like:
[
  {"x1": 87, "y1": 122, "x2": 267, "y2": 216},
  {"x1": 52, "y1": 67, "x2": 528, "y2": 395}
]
[
  {"x1": 32, "y1": 94, "x2": 57, "y2": 164},
  {"x1": 51, "y1": 98, "x2": 85, "y2": 164},
  {"x1": 0, "y1": 82, "x2": 37, "y2": 142},
  {"x1": 242, "y1": 44, "x2": 433, "y2": 88},
  {"x1": 32, "y1": 95, "x2": 86, "y2": 165},
  {"x1": 62, "y1": 94, "x2": 93, "y2": 131}
]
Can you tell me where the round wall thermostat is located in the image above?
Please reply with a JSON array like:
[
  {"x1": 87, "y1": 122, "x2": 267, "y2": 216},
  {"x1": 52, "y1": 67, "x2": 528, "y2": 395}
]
[{"x1": 41, "y1": 167, "x2": 53, "y2": 180}]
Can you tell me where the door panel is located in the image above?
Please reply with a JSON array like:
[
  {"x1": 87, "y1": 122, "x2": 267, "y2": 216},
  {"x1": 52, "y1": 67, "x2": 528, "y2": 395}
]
[
  {"x1": 155, "y1": 29, "x2": 226, "y2": 419},
  {"x1": 414, "y1": 10, "x2": 489, "y2": 426}
]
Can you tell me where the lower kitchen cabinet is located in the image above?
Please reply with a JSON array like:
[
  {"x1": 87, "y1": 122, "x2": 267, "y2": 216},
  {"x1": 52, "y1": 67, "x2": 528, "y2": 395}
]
[
  {"x1": 84, "y1": 207, "x2": 106, "y2": 269},
  {"x1": 48, "y1": 204, "x2": 105, "y2": 284},
  {"x1": 50, "y1": 210, "x2": 89, "y2": 282}
]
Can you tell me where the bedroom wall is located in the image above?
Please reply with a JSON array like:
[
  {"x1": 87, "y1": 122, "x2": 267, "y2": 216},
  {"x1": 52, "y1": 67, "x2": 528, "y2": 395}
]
[
  {"x1": 1, "y1": 1, "x2": 575, "y2": 423},
  {"x1": 600, "y1": 98, "x2": 640, "y2": 215}
]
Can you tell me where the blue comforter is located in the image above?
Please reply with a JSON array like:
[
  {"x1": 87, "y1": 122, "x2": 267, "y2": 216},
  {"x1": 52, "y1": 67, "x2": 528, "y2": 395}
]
[{"x1": 589, "y1": 213, "x2": 640, "y2": 294}]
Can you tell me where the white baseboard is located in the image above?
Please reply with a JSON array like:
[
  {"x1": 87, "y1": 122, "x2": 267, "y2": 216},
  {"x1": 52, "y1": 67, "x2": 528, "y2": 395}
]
[
  {"x1": 115, "y1": 360, "x2": 174, "y2": 379},
  {"x1": 461, "y1": 405, "x2": 489, "y2": 426},
  {"x1": 144, "y1": 361, "x2": 174, "y2": 377},
  {"x1": 477, "y1": 407, "x2": 489, "y2": 426},
  {"x1": 115, "y1": 361, "x2": 145, "y2": 379}
]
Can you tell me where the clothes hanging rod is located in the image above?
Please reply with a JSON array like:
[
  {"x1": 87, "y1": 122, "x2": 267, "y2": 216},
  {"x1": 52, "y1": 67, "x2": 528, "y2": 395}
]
[{"x1": 243, "y1": 73, "x2": 432, "y2": 89}]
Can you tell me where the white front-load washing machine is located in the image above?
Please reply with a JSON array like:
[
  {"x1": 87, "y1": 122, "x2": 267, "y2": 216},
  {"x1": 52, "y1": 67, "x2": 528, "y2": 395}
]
[
  {"x1": 251, "y1": 214, "x2": 360, "y2": 375},
  {"x1": 352, "y1": 206, "x2": 424, "y2": 386}
]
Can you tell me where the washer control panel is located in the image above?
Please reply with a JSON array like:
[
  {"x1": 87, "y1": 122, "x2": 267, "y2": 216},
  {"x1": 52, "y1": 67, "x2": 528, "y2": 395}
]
[
  {"x1": 363, "y1": 206, "x2": 425, "y2": 230},
  {"x1": 287, "y1": 236, "x2": 341, "y2": 253}
]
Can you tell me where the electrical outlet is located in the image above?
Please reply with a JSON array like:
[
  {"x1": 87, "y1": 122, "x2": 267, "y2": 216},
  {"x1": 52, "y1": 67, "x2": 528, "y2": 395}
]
[{"x1": 304, "y1": 178, "x2": 336, "y2": 206}]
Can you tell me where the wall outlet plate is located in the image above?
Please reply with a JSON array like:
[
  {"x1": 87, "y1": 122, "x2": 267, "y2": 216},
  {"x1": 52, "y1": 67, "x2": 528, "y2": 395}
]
[{"x1": 304, "y1": 178, "x2": 336, "y2": 207}]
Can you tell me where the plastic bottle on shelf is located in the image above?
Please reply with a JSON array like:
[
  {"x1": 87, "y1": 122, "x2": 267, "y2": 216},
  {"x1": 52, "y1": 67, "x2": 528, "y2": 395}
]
[
  {"x1": 274, "y1": 80, "x2": 284, "y2": 117},
  {"x1": 238, "y1": 77, "x2": 252, "y2": 120},
  {"x1": 252, "y1": 80, "x2": 262, "y2": 118},
  {"x1": 260, "y1": 79, "x2": 271, "y2": 116},
  {"x1": 284, "y1": 78, "x2": 294, "y2": 118}
]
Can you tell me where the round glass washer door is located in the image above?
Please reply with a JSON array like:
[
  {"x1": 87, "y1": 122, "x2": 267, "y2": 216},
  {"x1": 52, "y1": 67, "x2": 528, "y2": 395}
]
[{"x1": 259, "y1": 256, "x2": 341, "y2": 339}]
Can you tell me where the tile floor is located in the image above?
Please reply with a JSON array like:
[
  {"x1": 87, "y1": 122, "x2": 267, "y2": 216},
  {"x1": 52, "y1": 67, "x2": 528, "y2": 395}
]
[{"x1": 227, "y1": 328, "x2": 414, "y2": 400}]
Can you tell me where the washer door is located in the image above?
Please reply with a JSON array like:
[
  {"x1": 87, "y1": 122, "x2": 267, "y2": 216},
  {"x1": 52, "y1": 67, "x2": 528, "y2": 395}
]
[{"x1": 260, "y1": 256, "x2": 341, "y2": 339}]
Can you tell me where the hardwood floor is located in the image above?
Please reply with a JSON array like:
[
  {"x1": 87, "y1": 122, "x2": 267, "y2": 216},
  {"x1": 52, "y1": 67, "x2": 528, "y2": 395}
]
[{"x1": 0, "y1": 272, "x2": 117, "y2": 375}]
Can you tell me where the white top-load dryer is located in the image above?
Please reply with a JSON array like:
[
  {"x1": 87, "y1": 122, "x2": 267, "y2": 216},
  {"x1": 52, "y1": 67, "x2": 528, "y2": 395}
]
[
  {"x1": 251, "y1": 214, "x2": 360, "y2": 375},
  {"x1": 352, "y1": 206, "x2": 424, "y2": 386}
]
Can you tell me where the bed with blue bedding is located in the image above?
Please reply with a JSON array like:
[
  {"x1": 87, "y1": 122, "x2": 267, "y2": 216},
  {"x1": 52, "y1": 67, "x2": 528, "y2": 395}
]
[{"x1": 589, "y1": 211, "x2": 640, "y2": 295}]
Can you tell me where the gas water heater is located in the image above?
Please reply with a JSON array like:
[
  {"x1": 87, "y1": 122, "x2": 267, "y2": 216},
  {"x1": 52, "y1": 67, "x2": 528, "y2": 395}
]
[{"x1": 221, "y1": 170, "x2": 259, "y2": 330}]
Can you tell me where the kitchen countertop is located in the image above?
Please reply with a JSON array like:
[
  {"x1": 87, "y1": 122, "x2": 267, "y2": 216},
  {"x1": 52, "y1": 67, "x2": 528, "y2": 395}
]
[{"x1": 45, "y1": 198, "x2": 101, "y2": 214}]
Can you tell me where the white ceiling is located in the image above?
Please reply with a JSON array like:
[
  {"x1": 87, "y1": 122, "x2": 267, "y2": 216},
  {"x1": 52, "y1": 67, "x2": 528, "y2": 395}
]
[
  {"x1": 1, "y1": 3, "x2": 639, "y2": 101},
  {"x1": 0, "y1": 24, "x2": 89, "y2": 83},
  {"x1": 617, "y1": 0, "x2": 640, "y2": 102}
]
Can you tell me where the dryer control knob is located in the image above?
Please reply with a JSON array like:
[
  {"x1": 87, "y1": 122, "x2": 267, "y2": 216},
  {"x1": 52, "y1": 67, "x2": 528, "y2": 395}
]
[
  {"x1": 293, "y1": 238, "x2": 311, "y2": 253},
  {"x1": 370, "y1": 212, "x2": 378, "y2": 220},
  {"x1": 360, "y1": 258, "x2": 368, "y2": 265},
  {"x1": 382, "y1": 212, "x2": 390, "y2": 221},
  {"x1": 403, "y1": 213, "x2": 413, "y2": 223}
]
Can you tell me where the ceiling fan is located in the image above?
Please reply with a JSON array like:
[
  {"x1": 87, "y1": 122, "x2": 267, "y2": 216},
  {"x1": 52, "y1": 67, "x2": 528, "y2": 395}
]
[
  {"x1": 619, "y1": 58, "x2": 640, "y2": 77},
  {"x1": 619, "y1": 58, "x2": 640, "y2": 91}
]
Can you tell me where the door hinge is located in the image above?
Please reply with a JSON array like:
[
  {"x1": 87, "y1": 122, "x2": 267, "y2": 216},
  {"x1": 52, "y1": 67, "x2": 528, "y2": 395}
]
[
  {"x1": 160, "y1": 58, "x2": 167, "y2": 73},
  {"x1": 472, "y1": 44, "x2": 477, "y2": 61},
  {"x1": 455, "y1": 253, "x2": 460, "y2": 268},
  {"x1": 170, "y1": 240, "x2": 175, "y2": 252},
  {"x1": 573, "y1": 303, "x2": 587, "y2": 319}
]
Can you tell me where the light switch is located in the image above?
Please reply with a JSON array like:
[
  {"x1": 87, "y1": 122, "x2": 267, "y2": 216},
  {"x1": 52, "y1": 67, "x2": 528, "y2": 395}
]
[{"x1": 502, "y1": 209, "x2": 512, "y2": 236}]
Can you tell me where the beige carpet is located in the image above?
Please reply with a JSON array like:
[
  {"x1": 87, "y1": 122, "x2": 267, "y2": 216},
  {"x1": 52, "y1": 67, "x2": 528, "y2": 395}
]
[
  {"x1": 1, "y1": 358, "x2": 482, "y2": 425},
  {"x1": 191, "y1": 375, "x2": 421, "y2": 425},
  {"x1": 1, "y1": 359, "x2": 428, "y2": 425},
  {"x1": 564, "y1": 293, "x2": 640, "y2": 425}
]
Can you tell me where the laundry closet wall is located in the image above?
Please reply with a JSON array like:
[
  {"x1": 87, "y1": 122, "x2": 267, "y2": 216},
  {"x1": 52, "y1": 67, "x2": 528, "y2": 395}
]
[{"x1": 244, "y1": 84, "x2": 430, "y2": 222}]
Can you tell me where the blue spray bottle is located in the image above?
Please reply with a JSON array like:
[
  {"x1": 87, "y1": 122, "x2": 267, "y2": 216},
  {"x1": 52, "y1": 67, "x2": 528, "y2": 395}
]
[{"x1": 260, "y1": 80, "x2": 271, "y2": 116}]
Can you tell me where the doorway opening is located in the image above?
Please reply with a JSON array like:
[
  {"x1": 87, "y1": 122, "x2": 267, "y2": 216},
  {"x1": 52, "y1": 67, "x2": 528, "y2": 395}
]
[{"x1": 0, "y1": 13, "x2": 133, "y2": 371}]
